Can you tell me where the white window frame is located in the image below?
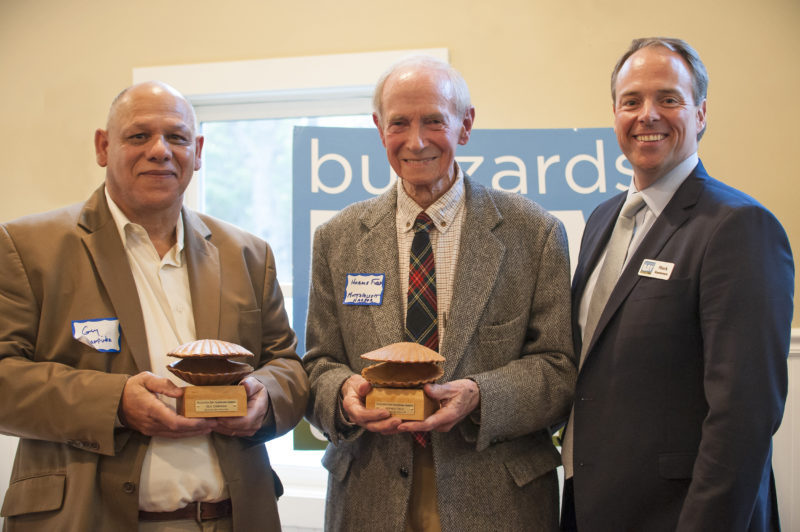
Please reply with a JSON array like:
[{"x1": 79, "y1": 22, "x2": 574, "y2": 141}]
[{"x1": 132, "y1": 48, "x2": 449, "y2": 530}]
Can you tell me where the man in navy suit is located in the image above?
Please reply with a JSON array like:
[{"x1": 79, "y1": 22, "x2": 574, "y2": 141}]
[{"x1": 560, "y1": 37, "x2": 794, "y2": 531}]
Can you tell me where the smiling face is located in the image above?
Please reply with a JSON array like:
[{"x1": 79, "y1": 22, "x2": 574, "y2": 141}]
[
  {"x1": 94, "y1": 82, "x2": 203, "y2": 223},
  {"x1": 373, "y1": 67, "x2": 473, "y2": 208},
  {"x1": 613, "y1": 46, "x2": 706, "y2": 189}
]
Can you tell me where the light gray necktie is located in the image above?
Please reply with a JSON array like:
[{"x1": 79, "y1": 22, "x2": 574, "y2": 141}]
[
  {"x1": 579, "y1": 193, "x2": 646, "y2": 369},
  {"x1": 562, "y1": 193, "x2": 645, "y2": 479}
]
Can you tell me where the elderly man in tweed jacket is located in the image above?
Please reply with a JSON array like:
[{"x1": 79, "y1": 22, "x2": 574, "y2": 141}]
[{"x1": 303, "y1": 55, "x2": 576, "y2": 531}]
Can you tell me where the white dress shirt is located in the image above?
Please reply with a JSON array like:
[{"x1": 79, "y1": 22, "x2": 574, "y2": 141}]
[{"x1": 106, "y1": 190, "x2": 228, "y2": 512}]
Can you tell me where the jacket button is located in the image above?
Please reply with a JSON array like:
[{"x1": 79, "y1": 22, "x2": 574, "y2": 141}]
[
  {"x1": 399, "y1": 467, "x2": 409, "y2": 478},
  {"x1": 122, "y1": 481, "x2": 136, "y2": 494}
]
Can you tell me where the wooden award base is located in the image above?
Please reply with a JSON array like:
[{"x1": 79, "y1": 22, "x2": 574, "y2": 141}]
[
  {"x1": 177, "y1": 385, "x2": 247, "y2": 418},
  {"x1": 366, "y1": 387, "x2": 438, "y2": 421}
]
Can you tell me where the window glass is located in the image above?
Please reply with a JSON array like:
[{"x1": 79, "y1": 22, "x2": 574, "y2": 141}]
[{"x1": 199, "y1": 113, "x2": 374, "y2": 465}]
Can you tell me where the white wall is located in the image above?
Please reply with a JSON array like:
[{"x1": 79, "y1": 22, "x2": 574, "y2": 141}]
[{"x1": 774, "y1": 332, "x2": 800, "y2": 529}]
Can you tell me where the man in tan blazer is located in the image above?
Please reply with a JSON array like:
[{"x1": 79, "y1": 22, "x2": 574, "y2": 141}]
[
  {"x1": 0, "y1": 82, "x2": 308, "y2": 531},
  {"x1": 303, "y1": 56, "x2": 576, "y2": 531}
]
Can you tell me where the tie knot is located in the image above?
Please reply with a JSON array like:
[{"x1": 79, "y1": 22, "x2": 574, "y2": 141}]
[
  {"x1": 413, "y1": 212, "x2": 434, "y2": 233},
  {"x1": 620, "y1": 194, "x2": 646, "y2": 220}
]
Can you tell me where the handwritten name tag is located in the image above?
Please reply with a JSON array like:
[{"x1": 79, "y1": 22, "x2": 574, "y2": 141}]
[
  {"x1": 72, "y1": 318, "x2": 121, "y2": 352},
  {"x1": 343, "y1": 274, "x2": 385, "y2": 306},
  {"x1": 638, "y1": 259, "x2": 674, "y2": 280}
]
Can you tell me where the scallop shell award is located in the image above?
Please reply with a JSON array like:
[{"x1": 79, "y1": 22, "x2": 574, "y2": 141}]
[
  {"x1": 166, "y1": 339, "x2": 254, "y2": 417},
  {"x1": 360, "y1": 342, "x2": 445, "y2": 421}
]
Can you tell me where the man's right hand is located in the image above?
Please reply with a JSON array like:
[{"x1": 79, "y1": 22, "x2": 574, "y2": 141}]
[
  {"x1": 340, "y1": 374, "x2": 402, "y2": 435},
  {"x1": 119, "y1": 371, "x2": 216, "y2": 438}
]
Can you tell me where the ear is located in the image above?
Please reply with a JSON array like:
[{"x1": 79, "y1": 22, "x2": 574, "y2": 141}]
[
  {"x1": 94, "y1": 129, "x2": 109, "y2": 167},
  {"x1": 372, "y1": 113, "x2": 386, "y2": 147},
  {"x1": 458, "y1": 107, "x2": 476, "y2": 145},
  {"x1": 194, "y1": 135, "x2": 204, "y2": 171},
  {"x1": 696, "y1": 99, "x2": 707, "y2": 133}
]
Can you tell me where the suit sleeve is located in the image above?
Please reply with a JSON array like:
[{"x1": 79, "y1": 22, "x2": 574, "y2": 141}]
[
  {"x1": 467, "y1": 218, "x2": 577, "y2": 451},
  {"x1": 0, "y1": 225, "x2": 126, "y2": 456},
  {"x1": 677, "y1": 205, "x2": 793, "y2": 530},
  {"x1": 303, "y1": 224, "x2": 364, "y2": 445},
  {"x1": 249, "y1": 241, "x2": 310, "y2": 442}
]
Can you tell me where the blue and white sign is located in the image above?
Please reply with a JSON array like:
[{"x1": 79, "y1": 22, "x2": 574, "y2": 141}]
[{"x1": 292, "y1": 126, "x2": 631, "y2": 353}]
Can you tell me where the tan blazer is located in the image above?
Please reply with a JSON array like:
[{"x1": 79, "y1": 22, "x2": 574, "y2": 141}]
[
  {"x1": 0, "y1": 185, "x2": 309, "y2": 531},
  {"x1": 303, "y1": 178, "x2": 576, "y2": 531}
]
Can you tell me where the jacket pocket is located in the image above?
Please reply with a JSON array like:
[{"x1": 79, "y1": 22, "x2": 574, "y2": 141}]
[
  {"x1": 0, "y1": 473, "x2": 65, "y2": 517},
  {"x1": 658, "y1": 452, "x2": 696, "y2": 479},
  {"x1": 474, "y1": 314, "x2": 524, "y2": 347},
  {"x1": 321, "y1": 444, "x2": 353, "y2": 483},
  {"x1": 503, "y1": 434, "x2": 561, "y2": 488},
  {"x1": 628, "y1": 278, "x2": 690, "y2": 302}
]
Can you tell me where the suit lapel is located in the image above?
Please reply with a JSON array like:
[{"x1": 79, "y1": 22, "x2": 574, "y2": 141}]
[
  {"x1": 183, "y1": 209, "x2": 221, "y2": 340},
  {"x1": 584, "y1": 170, "x2": 704, "y2": 357},
  {"x1": 357, "y1": 189, "x2": 404, "y2": 347},
  {"x1": 442, "y1": 180, "x2": 504, "y2": 380},
  {"x1": 571, "y1": 195, "x2": 626, "y2": 315},
  {"x1": 79, "y1": 187, "x2": 151, "y2": 372}
]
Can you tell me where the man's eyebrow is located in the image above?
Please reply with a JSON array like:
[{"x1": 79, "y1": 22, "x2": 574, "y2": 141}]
[
  {"x1": 123, "y1": 121, "x2": 193, "y2": 133},
  {"x1": 618, "y1": 88, "x2": 683, "y2": 99}
]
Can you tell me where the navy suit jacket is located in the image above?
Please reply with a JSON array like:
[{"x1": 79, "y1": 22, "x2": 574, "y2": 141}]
[{"x1": 570, "y1": 161, "x2": 793, "y2": 532}]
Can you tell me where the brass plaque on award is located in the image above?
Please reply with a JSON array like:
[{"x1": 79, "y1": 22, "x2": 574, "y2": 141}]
[
  {"x1": 361, "y1": 342, "x2": 444, "y2": 421},
  {"x1": 166, "y1": 339, "x2": 254, "y2": 418}
]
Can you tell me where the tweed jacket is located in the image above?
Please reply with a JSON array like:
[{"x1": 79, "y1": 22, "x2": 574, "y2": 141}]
[
  {"x1": 0, "y1": 185, "x2": 309, "y2": 531},
  {"x1": 303, "y1": 177, "x2": 576, "y2": 531}
]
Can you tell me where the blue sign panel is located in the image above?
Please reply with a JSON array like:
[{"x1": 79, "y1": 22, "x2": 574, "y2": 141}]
[{"x1": 292, "y1": 126, "x2": 631, "y2": 353}]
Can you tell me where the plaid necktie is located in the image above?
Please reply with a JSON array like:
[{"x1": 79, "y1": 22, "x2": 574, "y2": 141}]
[
  {"x1": 405, "y1": 212, "x2": 439, "y2": 350},
  {"x1": 405, "y1": 212, "x2": 438, "y2": 446}
]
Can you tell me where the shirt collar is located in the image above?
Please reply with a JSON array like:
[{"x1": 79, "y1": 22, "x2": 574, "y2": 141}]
[
  {"x1": 628, "y1": 152, "x2": 698, "y2": 218},
  {"x1": 105, "y1": 187, "x2": 185, "y2": 264},
  {"x1": 397, "y1": 164, "x2": 465, "y2": 234}
]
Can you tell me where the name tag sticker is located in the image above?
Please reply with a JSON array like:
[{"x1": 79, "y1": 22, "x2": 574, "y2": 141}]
[
  {"x1": 72, "y1": 318, "x2": 121, "y2": 352},
  {"x1": 343, "y1": 274, "x2": 385, "y2": 306},
  {"x1": 638, "y1": 259, "x2": 674, "y2": 280}
]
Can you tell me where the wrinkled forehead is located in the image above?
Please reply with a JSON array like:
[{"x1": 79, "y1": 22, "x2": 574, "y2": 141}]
[{"x1": 382, "y1": 68, "x2": 457, "y2": 115}]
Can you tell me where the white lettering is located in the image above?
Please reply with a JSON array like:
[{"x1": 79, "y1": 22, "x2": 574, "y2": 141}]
[
  {"x1": 311, "y1": 138, "x2": 352, "y2": 194},
  {"x1": 491, "y1": 156, "x2": 527, "y2": 194},
  {"x1": 566, "y1": 140, "x2": 606, "y2": 194},
  {"x1": 615, "y1": 154, "x2": 633, "y2": 191},
  {"x1": 361, "y1": 155, "x2": 395, "y2": 195},
  {"x1": 456, "y1": 156, "x2": 484, "y2": 176},
  {"x1": 537, "y1": 155, "x2": 561, "y2": 194}
]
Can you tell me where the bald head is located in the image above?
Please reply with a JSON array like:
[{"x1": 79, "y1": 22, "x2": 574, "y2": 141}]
[
  {"x1": 106, "y1": 81, "x2": 198, "y2": 133},
  {"x1": 372, "y1": 56, "x2": 472, "y2": 126},
  {"x1": 94, "y1": 80, "x2": 203, "y2": 230}
]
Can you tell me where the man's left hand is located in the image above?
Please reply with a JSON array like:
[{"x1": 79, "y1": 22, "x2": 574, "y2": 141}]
[
  {"x1": 214, "y1": 377, "x2": 269, "y2": 438},
  {"x1": 398, "y1": 379, "x2": 480, "y2": 433}
]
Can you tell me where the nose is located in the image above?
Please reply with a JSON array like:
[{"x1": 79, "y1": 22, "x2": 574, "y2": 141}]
[
  {"x1": 405, "y1": 123, "x2": 426, "y2": 151},
  {"x1": 147, "y1": 135, "x2": 172, "y2": 161},
  {"x1": 638, "y1": 99, "x2": 660, "y2": 124}
]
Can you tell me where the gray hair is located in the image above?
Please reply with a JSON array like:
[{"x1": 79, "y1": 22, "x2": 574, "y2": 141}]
[
  {"x1": 611, "y1": 37, "x2": 708, "y2": 107},
  {"x1": 372, "y1": 55, "x2": 472, "y2": 123}
]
